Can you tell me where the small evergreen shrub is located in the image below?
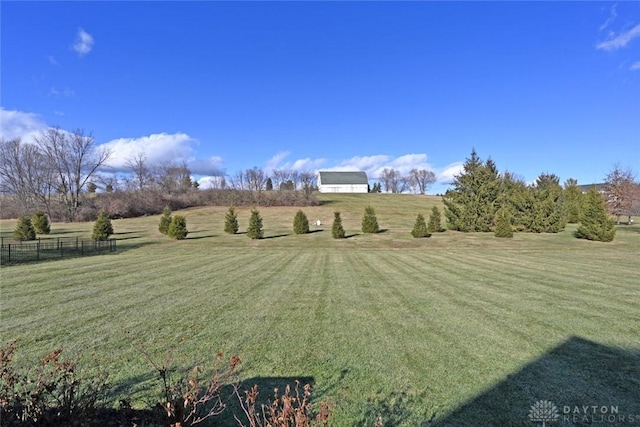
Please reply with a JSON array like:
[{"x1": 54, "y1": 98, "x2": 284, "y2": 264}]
[
  {"x1": 293, "y1": 210, "x2": 310, "y2": 234},
  {"x1": 411, "y1": 213, "x2": 431, "y2": 238},
  {"x1": 427, "y1": 206, "x2": 445, "y2": 233},
  {"x1": 494, "y1": 208, "x2": 514, "y2": 238},
  {"x1": 14, "y1": 216, "x2": 36, "y2": 241},
  {"x1": 32, "y1": 210, "x2": 51, "y2": 234},
  {"x1": 332, "y1": 211, "x2": 345, "y2": 239},
  {"x1": 158, "y1": 206, "x2": 172, "y2": 235},
  {"x1": 167, "y1": 215, "x2": 188, "y2": 240},
  {"x1": 92, "y1": 211, "x2": 114, "y2": 241},
  {"x1": 224, "y1": 206, "x2": 239, "y2": 234},
  {"x1": 247, "y1": 208, "x2": 264, "y2": 239},
  {"x1": 575, "y1": 188, "x2": 616, "y2": 242},
  {"x1": 361, "y1": 205, "x2": 380, "y2": 234}
]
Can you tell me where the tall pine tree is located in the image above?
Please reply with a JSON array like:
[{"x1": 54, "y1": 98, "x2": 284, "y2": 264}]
[
  {"x1": 443, "y1": 149, "x2": 500, "y2": 232},
  {"x1": 563, "y1": 178, "x2": 583, "y2": 224},
  {"x1": 576, "y1": 187, "x2": 616, "y2": 242}
]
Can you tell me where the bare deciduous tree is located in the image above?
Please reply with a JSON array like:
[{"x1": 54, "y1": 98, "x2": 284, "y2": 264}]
[
  {"x1": 125, "y1": 151, "x2": 153, "y2": 192},
  {"x1": 299, "y1": 170, "x2": 317, "y2": 199},
  {"x1": 410, "y1": 169, "x2": 437, "y2": 194},
  {"x1": 0, "y1": 138, "x2": 56, "y2": 217},
  {"x1": 34, "y1": 128, "x2": 111, "y2": 221},
  {"x1": 154, "y1": 161, "x2": 192, "y2": 194},
  {"x1": 244, "y1": 167, "x2": 267, "y2": 193},
  {"x1": 605, "y1": 164, "x2": 636, "y2": 224}
]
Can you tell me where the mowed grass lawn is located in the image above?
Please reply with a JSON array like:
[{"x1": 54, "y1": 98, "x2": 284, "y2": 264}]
[{"x1": 1, "y1": 193, "x2": 639, "y2": 426}]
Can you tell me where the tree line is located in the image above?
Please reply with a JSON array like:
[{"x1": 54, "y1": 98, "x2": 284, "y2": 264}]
[
  {"x1": 443, "y1": 149, "x2": 640, "y2": 240},
  {"x1": 0, "y1": 129, "x2": 320, "y2": 222}
]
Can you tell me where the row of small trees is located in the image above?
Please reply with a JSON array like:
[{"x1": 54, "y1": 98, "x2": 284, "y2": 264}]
[{"x1": 13, "y1": 210, "x2": 114, "y2": 241}]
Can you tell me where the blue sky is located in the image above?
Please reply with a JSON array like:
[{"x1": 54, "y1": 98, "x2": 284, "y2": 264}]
[{"x1": 1, "y1": 1, "x2": 639, "y2": 193}]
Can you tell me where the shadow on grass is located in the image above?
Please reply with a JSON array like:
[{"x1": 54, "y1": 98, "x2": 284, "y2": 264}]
[
  {"x1": 187, "y1": 234, "x2": 217, "y2": 240},
  {"x1": 430, "y1": 336, "x2": 640, "y2": 426},
  {"x1": 344, "y1": 233, "x2": 360, "y2": 238},
  {"x1": 308, "y1": 229, "x2": 324, "y2": 234},
  {"x1": 262, "y1": 233, "x2": 291, "y2": 239}
]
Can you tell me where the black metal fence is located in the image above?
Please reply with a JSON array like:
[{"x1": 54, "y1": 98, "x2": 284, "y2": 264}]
[{"x1": 0, "y1": 237, "x2": 116, "y2": 265}]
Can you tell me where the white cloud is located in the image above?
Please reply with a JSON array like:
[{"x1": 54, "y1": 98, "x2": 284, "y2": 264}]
[
  {"x1": 630, "y1": 61, "x2": 640, "y2": 70},
  {"x1": 599, "y1": 4, "x2": 618, "y2": 32},
  {"x1": 49, "y1": 87, "x2": 76, "y2": 97},
  {"x1": 101, "y1": 133, "x2": 226, "y2": 176},
  {"x1": 265, "y1": 151, "x2": 291, "y2": 172},
  {"x1": 436, "y1": 162, "x2": 464, "y2": 184},
  {"x1": 101, "y1": 133, "x2": 197, "y2": 171},
  {"x1": 264, "y1": 150, "x2": 326, "y2": 172},
  {"x1": 0, "y1": 108, "x2": 48, "y2": 143},
  {"x1": 596, "y1": 23, "x2": 640, "y2": 51},
  {"x1": 48, "y1": 55, "x2": 60, "y2": 66},
  {"x1": 72, "y1": 28, "x2": 94, "y2": 56}
]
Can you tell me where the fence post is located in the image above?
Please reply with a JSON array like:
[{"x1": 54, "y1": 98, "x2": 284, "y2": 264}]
[{"x1": 37, "y1": 240, "x2": 40, "y2": 261}]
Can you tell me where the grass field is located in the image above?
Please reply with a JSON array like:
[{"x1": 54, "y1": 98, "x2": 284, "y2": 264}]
[{"x1": 1, "y1": 193, "x2": 639, "y2": 426}]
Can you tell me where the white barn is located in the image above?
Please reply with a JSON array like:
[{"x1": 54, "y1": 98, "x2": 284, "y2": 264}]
[{"x1": 318, "y1": 171, "x2": 369, "y2": 193}]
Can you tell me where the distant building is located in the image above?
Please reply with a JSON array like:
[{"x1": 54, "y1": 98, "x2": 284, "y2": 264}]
[
  {"x1": 577, "y1": 183, "x2": 607, "y2": 194},
  {"x1": 317, "y1": 171, "x2": 369, "y2": 193}
]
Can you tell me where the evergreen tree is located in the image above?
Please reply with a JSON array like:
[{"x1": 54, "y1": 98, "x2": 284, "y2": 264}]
[
  {"x1": 528, "y1": 173, "x2": 567, "y2": 233},
  {"x1": 293, "y1": 210, "x2": 310, "y2": 234},
  {"x1": 87, "y1": 182, "x2": 98, "y2": 193},
  {"x1": 32, "y1": 211, "x2": 51, "y2": 234},
  {"x1": 576, "y1": 187, "x2": 616, "y2": 242},
  {"x1": 224, "y1": 206, "x2": 239, "y2": 234},
  {"x1": 563, "y1": 178, "x2": 583, "y2": 224},
  {"x1": 167, "y1": 215, "x2": 188, "y2": 240},
  {"x1": 443, "y1": 149, "x2": 500, "y2": 231},
  {"x1": 92, "y1": 211, "x2": 114, "y2": 241},
  {"x1": 266, "y1": 177, "x2": 273, "y2": 191},
  {"x1": 247, "y1": 208, "x2": 264, "y2": 239},
  {"x1": 411, "y1": 213, "x2": 431, "y2": 238},
  {"x1": 159, "y1": 206, "x2": 172, "y2": 235},
  {"x1": 497, "y1": 172, "x2": 532, "y2": 232},
  {"x1": 361, "y1": 205, "x2": 380, "y2": 233},
  {"x1": 14, "y1": 216, "x2": 36, "y2": 241},
  {"x1": 332, "y1": 211, "x2": 345, "y2": 239},
  {"x1": 427, "y1": 206, "x2": 444, "y2": 233},
  {"x1": 494, "y1": 207, "x2": 514, "y2": 238}
]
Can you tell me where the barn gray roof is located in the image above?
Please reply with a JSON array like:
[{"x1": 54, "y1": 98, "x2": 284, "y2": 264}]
[{"x1": 319, "y1": 171, "x2": 368, "y2": 185}]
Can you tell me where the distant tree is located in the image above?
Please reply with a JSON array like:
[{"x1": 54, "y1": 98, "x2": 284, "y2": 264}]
[
  {"x1": 361, "y1": 205, "x2": 380, "y2": 233},
  {"x1": 224, "y1": 206, "x2": 239, "y2": 234},
  {"x1": 299, "y1": 170, "x2": 317, "y2": 198},
  {"x1": 427, "y1": 206, "x2": 444, "y2": 233},
  {"x1": 494, "y1": 207, "x2": 514, "y2": 238},
  {"x1": 87, "y1": 182, "x2": 98, "y2": 193},
  {"x1": 158, "y1": 206, "x2": 172, "y2": 235},
  {"x1": 14, "y1": 216, "x2": 36, "y2": 241},
  {"x1": 332, "y1": 211, "x2": 345, "y2": 239},
  {"x1": 605, "y1": 164, "x2": 636, "y2": 224},
  {"x1": 443, "y1": 149, "x2": 500, "y2": 232},
  {"x1": 105, "y1": 183, "x2": 114, "y2": 193},
  {"x1": 563, "y1": 178, "x2": 583, "y2": 224},
  {"x1": 32, "y1": 210, "x2": 51, "y2": 234},
  {"x1": 266, "y1": 177, "x2": 273, "y2": 191},
  {"x1": 125, "y1": 151, "x2": 153, "y2": 191},
  {"x1": 167, "y1": 215, "x2": 188, "y2": 240},
  {"x1": 245, "y1": 167, "x2": 267, "y2": 193},
  {"x1": 192, "y1": 180, "x2": 199, "y2": 189},
  {"x1": 92, "y1": 211, "x2": 114, "y2": 241},
  {"x1": 247, "y1": 208, "x2": 264, "y2": 239},
  {"x1": 410, "y1": 169, "x2": 437, "y2": 194},
  {"x1": 293, "y1": 210, "x2": 310, "y2": 234},
  {"x1": 280, "y1": 180, "x2": 295, "y2": 191},
  {"x1": 411, "y1": 213, "x2": 431, "y2": 238},
  {"x1": 576, "y1": 187, "x2": 616, "y2": 242}
]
